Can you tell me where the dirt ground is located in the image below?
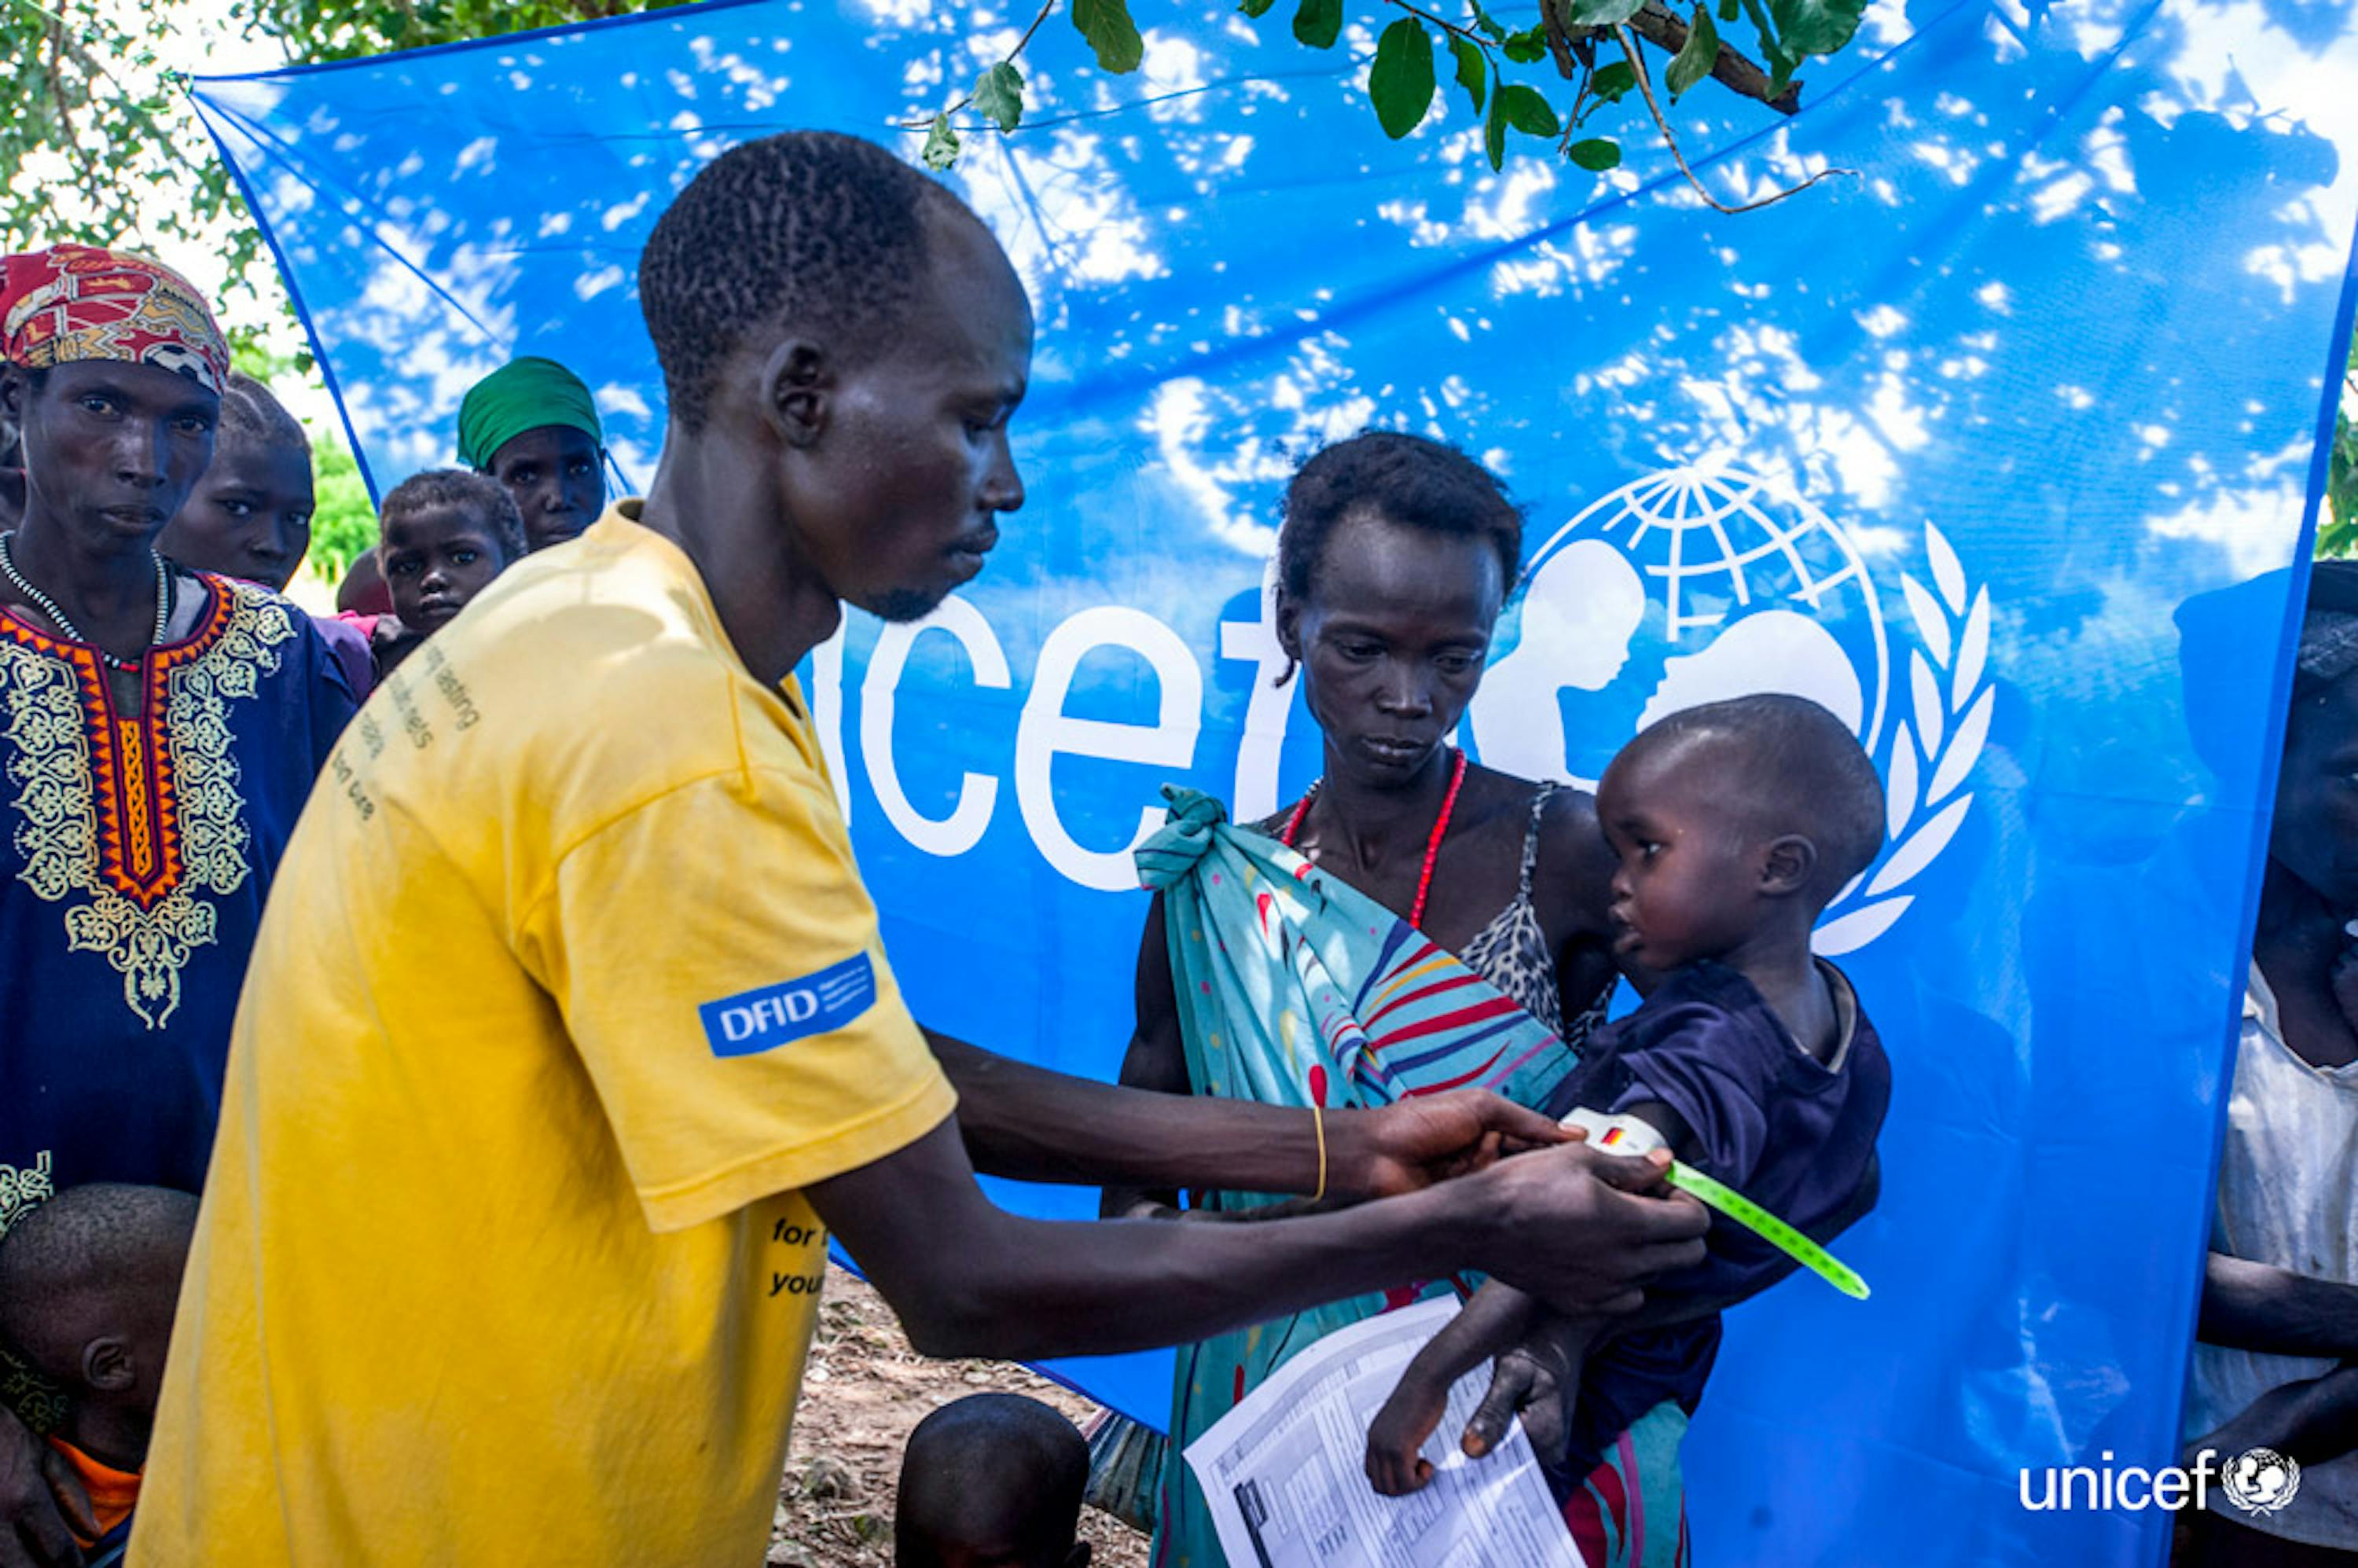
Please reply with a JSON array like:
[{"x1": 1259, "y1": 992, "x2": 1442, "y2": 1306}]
[{"x1": 769, "y1": 1264, "x2": 1151, "y2": 1568}]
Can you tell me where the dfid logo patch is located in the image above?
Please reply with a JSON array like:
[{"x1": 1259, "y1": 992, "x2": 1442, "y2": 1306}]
[{"x1": 700, "y1": 953, "x2": 877, "y2": 1057}]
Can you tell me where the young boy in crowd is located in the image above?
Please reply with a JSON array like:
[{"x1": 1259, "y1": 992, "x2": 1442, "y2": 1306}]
[
  {"x1": 152, "y1": 373, "x2": 375, "y2": 696},
  {"x1": 896, "y1": 1394, "x2": 1092, "y2": 1568},
  {"x1": 155, "y1": 373, "x2": 313, "y2": 594},
  {"x1": 1365, "y1": 694, "x2": 1892, "y2": 1502},
  {"x1": 0, "y1": 1184, "x2": 200, "y2": 1563},
  {"x1": 369, "y1": 468, "x2": 526, "y2": 677},
  {"x1": 332, "y1": 354, "x2": 608, "y2": 615}
]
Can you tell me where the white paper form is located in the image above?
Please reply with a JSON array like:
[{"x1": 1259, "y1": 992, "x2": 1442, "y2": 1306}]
[{"x1": 1181, "y1": 1296, "x2": 1584, "y2": 1568}]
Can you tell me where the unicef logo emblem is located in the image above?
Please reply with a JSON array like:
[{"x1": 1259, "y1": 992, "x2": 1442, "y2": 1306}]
[
  {"x1": 1468, "y1": 460, "x2": 1994, "y2": 955},
  {"x1": 2222, "y1": 1448, "x2": 2301, "y2": 1515}
]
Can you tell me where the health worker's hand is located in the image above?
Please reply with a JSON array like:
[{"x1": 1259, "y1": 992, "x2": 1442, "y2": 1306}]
[
  {"x1": 0, "y1": 1406, "x2": 92, "y2": 1568},
  {"x1": 1331, "y1": 1090, "x2": 1570, "y2": 1200},
  {"x1": 1462, "y1": 1146, "x2": 1708, "y2": 1317}
]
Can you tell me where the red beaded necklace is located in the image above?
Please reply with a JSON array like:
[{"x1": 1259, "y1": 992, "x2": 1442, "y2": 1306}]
[{"x1": 1280, "y1": 748, "x2": 1467, "y2": 931}]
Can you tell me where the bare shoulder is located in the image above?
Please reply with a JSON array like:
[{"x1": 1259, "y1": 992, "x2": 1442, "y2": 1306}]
[
  {"x1": 1533, "y1": 782, "x2": 1617, "y2": 931},
  {"x1": 1536, "y1": 780, "x2": 1607, "y2": 860}
]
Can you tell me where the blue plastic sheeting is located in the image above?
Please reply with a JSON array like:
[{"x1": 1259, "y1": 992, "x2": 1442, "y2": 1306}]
[{"x1": 192, "y1": 1, "x2": 2357, "y2": 1561}]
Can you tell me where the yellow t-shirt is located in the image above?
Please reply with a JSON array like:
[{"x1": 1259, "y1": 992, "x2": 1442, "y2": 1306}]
[{"x1": 134, "y1": 507, "x2": 957, "y2": 1566}]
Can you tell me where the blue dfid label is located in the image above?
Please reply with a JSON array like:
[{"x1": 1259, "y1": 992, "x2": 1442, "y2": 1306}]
[{"x1": 700, "y1": 953, "x2": 877, "y2": 1057}]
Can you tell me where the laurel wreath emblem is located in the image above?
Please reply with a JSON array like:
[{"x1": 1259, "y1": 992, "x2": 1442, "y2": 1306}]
[{"x1": 1813, "y1": 520, "x2": 1995, "y2": 957}]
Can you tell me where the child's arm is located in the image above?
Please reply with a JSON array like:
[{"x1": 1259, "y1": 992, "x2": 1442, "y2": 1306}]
[{"x1": 1365, "y1": 1280, "x2": 1544, "y2": 1495}]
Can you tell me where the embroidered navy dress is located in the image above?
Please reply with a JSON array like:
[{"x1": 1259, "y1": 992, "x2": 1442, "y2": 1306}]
[{"x1": 1, "y1": 572, "x2": 355, "y2": 1224}]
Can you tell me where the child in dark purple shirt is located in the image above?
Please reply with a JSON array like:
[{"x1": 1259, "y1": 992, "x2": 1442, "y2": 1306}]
[{"x1": 1365, "y1": 692, "x2": 1892, "y2": 1496}]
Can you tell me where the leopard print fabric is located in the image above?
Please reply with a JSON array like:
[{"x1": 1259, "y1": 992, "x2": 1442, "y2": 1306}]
[{"x1": 1460, "y1": 782, "x2": 1611, "y2": 1051}]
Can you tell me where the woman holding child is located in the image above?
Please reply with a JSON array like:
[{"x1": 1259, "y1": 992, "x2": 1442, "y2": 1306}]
[
  {"x1": 1104, "y1": 431, "x2": 1893, "y2": 1568},
  {"x1": 1100, "y1": 431, "x2": 1682, "y2": 1566}
]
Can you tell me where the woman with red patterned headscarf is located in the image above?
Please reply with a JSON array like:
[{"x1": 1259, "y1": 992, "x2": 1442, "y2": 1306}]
[{"x1": 0, "y1": 245, "x2": 358, "y2": 1562}]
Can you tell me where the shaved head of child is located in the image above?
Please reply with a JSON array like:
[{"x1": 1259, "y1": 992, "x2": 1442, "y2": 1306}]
[
  {"x1": 1597, "y1": 693, "x2": 1884, "y2": 972},
  {"x1": 158, "y1": 372, "x2": 314, "y2": 593},
  {"x1": 894, "y1": 1394, "x2": 1090, "y2": 1568},
  {"x1": 0, "y1": 1184, "x2": 200, "y2": 1467}
]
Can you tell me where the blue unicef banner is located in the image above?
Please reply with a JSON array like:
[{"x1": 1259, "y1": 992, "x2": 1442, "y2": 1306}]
[{"x1": 192, "y1": 1, "x2": 2358, "y2": 1561}]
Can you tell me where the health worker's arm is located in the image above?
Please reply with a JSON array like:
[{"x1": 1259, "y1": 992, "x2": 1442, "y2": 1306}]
[
  {"x1": 938, "y1": 893, "x2": 1559, "y2": 1210},
  {"x1": 806, "y1": 1118, "x2": 1710, "y2": 1363}
]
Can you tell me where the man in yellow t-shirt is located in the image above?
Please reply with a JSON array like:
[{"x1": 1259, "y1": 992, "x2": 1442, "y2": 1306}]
[{"x1": 129, "y1": 132, "x2": 1707, "y2": 1566}]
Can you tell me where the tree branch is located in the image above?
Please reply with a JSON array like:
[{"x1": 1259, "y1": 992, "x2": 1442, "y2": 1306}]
[
  {"x1": 1614, "y1": 24, "x2": 1853, "y2": 214},
  {"x1": 902, "y1": 0, "x2": 1061, "y2": 130},
  {"x1": 1382, "y1": 0, "x2": 1496, "y2": 53},
  {"x1": 1628, "y1": 0, "x2": 1799, "y2": 114},
  {"x1": 1538, "y1": 0, "x2": 1798, "y2": 113}
]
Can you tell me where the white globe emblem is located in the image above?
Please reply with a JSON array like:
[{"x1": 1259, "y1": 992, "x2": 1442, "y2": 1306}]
[
  {"x1": 2222, "y1": 1447, "x2": 2301, "y2": 1515},
  {"x1": 1468, "y1": 461, "x2": 1994, "y2": 955}
]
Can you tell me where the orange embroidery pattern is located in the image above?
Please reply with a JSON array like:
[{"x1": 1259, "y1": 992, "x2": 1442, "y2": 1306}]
[{"x1": 0, "y1": 578, "x2": 296, "y2": 1028}]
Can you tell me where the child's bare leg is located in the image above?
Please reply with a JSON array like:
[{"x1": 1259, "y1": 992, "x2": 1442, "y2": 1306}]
[{"x1": 1364, "y1": 1282, "x2": 1541, "y2": 1495}]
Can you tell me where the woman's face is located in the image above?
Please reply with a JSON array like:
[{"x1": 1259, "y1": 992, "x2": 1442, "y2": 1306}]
[
  {"x1": 2272, "y1": 668, "x2": 2358, "y2": 914},
  {"x1": 485, "y1": 425, "x2": 606, "y2": 552},
  {"x1": 1280, "y1": 507, "x2": 1504, "y2": 788}
]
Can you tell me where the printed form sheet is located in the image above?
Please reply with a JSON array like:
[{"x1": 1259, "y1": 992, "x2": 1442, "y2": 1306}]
[{"x1": 1181, "y1": 1296, "x2": 1583, "y2": 1568}]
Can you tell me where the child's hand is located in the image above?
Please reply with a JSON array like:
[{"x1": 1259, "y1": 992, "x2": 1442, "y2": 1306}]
[
  {"x1": 1364, "y1": 1368, "x2": 1452, "y2": 1496},
  {"x1": 1461, "y1": 1313, "x2": 1596, "y2": 1471},
  {"x1": 1461, "y1": 1339, "x2": 1565, "y2": 1464}
]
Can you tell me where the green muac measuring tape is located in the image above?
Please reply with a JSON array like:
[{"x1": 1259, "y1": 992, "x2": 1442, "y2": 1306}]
[{"x1": 1559, "y1": 1108, "x2": 1871, "y2": 1302}]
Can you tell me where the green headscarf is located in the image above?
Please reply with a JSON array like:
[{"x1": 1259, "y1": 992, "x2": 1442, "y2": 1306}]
[{"x1": 455, "y1": 356, "x2": 603, "y2": 470}]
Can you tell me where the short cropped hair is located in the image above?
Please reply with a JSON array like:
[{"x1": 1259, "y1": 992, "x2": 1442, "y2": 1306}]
[
  {"x1": 218, "y1": 371, "x2": 306, "y2": 453},
  {"x1": 0, "y1": 1184, "x2": 199, "y2": 1380},
  {"x1": 377, "y1": 468, "x2": 527, "y2": 563},
  {"x1": 1276, "y1": 431, "x2": 1524, "y2": 605},
  {"x1": 1643, "y1": 693, "x2": 1886, "y2": 898},
  {"x1": 639, "y1": 130, "x2": 966, "y2": 433},
  {"x1": 896, "y1": 1394, "x2": 1087, "y2": 1568}
]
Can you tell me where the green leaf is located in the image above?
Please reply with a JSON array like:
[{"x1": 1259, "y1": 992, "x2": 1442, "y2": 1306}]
[
  {"x1": 1501, "y1": 26, "x2": 1547, "y2": 61},
  {"x1": 1496, "y1": 82, "x2": 1559, "y2": 137},
  {"x1": 1073, "y1": 0, "x2": 1147, "y2": 72},
  {"x1": 1467, "y1": 0, "x2": 1509, "y2": 42},
  {"x1": 974, "y1": 61, "x2": 1024, "y2": 133},
  {"x1": 1566, "y1": 0, "x2": 1646, "y2": 23},
  {"x1": 1448, "y1": 31, "x2": 1487, "y2": 115},
  {"x1": 1568, "y1": 135, "x2": 1622, "y2": 170},
  {"x1": 1239, "y1": 0, "x2": 1278, "y2": 14},
  {"x1": 1368, "y1": 17, "x2": 1438, "y2": 138},
  {"x1": 1769, "y1": 0, "x2": 1864, "y2": 57},
  {"x1": 1766, "y1": 42, "x2": 1798, "y2": 94},
  {"x1": 1484, "y1": 79, "x2": 1508, "y2": 170},
  {"x1": 1720, "y1": 0, "x2": 1740, "y2": 17},
  {"x1": 1666, "y1": 2, "x2": 1719, "y2": 97},
  {"x1": 921, "y1": 112, "x2": 960, "y2": 171},
  {"x1": 1293, "y1": 0, "x2": 1342, "y2": 47},
  {"x1": 1590, "y1": 60, "x2": 1637, "y2": 101}
]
